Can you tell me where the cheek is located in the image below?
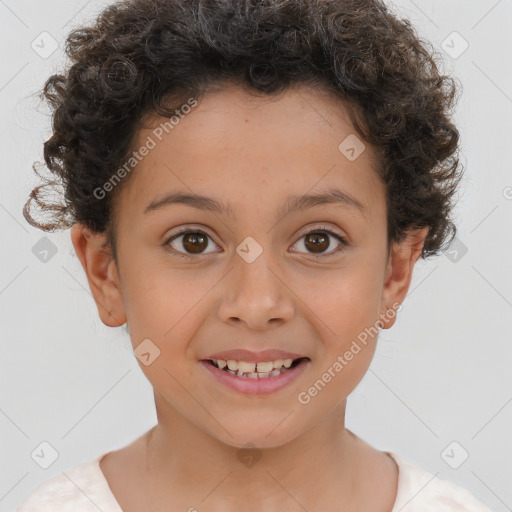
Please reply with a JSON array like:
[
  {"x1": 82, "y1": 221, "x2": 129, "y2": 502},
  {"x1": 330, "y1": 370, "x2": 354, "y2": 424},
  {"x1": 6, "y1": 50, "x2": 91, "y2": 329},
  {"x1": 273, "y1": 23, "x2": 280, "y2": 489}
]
[
  {"x1": 302, "y1": 265, "x2": 382, "y2": 343},
  {"x1": 122, "y1": 269, "x2": 205, "y2": 397},
  {"x1": 299, "y1": 266, "x2": 382, "y2": 392},
  {"x1": 121, "y1": 265, "x2": 219, "y2": 389},
  {"x1": 122, "y1": 262, "x2": 211, "y2": 340}
]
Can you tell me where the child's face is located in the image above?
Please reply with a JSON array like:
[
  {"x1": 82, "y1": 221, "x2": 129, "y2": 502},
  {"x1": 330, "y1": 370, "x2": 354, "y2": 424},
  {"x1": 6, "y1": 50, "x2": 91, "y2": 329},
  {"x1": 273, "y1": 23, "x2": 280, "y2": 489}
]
[{"x1": 73, "y1": 83, "x2": 427, "y2": 448}]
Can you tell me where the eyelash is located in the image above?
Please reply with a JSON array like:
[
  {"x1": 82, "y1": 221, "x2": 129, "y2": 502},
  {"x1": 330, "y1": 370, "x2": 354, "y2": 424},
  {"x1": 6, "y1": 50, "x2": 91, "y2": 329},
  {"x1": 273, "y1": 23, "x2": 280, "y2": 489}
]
[{"x1": 164, "y1": 226, "x2": 349, "y2": 260}]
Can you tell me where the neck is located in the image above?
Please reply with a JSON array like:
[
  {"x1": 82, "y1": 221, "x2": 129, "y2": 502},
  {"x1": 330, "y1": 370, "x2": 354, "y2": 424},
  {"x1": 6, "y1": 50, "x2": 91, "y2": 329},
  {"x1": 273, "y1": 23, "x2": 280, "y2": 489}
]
[{"x1": 143, "y1": 393, "x2": 361, "y2": 512}]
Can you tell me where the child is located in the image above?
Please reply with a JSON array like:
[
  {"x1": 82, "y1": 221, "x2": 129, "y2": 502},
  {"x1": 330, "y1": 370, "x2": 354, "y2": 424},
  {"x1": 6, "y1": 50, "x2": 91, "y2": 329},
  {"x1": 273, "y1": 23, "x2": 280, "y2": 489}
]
[{"x1": 18, "y1": 0, "x2": 493, "y2": 510}]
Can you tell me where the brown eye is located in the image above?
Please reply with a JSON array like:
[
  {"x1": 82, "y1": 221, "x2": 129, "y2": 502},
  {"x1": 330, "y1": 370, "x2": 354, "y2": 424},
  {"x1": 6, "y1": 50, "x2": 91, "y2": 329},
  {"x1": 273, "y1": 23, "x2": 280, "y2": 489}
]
[
  {"x1": 303, "y1": 232, "x2": 330, "y2": 253},
  {"x1": 182, "y1": 232, "x2": 208, "y2": 253},
  {"x1": 291, "y1": 228, "x2": 348, "y2": 256},
  {"x1": 166, "y1": 230, "x2": 218, "y2": 257}
]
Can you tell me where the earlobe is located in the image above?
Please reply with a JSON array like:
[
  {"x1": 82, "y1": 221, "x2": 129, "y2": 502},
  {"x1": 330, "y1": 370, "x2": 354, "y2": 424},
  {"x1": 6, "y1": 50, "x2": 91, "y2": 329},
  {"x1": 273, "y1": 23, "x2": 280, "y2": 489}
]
[
  {"x1": 379, "y1": 227, "x2": 429, "y2": 329},
  {"x1": 70, "y1": 223, "x2": 127, "y2": 328}
]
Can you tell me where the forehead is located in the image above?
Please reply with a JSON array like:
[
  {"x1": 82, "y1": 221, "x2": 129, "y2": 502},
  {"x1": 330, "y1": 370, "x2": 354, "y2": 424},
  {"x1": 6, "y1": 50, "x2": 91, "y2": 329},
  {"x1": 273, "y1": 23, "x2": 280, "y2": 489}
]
[{"x1": 118, "y1": 84, "x2": 384, "y2": 222}]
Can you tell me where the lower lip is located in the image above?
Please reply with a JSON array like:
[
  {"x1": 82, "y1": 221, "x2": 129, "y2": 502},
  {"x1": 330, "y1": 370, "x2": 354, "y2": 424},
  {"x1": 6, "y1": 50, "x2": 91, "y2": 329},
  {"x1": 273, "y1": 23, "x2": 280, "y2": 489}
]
[{"x1": 199, "y1": 359, "x2": 310, "y2": 395}]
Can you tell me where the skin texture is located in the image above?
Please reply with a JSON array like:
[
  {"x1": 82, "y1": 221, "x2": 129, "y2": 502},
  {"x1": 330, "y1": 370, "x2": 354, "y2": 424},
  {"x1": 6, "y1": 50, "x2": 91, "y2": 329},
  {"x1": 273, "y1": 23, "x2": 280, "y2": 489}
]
[{"x1": 71, "y1": 83, "x2": 428, "y2": 512}]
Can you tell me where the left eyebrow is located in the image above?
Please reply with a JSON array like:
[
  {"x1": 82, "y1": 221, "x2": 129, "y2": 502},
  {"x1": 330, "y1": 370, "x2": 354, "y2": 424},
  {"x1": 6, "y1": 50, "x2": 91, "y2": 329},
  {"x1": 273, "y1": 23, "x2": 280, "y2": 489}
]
[{"x1": 143, "y1": 186, "x2": 368, "y2": 223}]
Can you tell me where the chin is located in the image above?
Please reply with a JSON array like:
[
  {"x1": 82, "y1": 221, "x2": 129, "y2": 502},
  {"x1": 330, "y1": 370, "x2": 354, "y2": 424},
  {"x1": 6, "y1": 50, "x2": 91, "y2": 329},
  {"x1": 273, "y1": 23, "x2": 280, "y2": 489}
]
[{"x1": 209, "y1": 420, "x2": 303, "y2": 451}]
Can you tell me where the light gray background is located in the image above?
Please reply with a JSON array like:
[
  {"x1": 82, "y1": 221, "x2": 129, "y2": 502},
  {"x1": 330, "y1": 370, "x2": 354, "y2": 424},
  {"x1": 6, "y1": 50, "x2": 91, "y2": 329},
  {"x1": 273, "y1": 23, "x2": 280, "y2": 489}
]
[{"x1": 1, "y1": 0, "x2": 511, "y2": 510}]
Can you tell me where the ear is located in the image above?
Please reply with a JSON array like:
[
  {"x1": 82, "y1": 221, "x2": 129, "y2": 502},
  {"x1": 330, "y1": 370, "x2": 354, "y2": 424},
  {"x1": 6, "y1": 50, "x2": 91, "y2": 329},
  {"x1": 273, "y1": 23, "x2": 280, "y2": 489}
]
[
  {"x1": 379, "y1": 227, "x2": 429, "y2": 329},
  {"x1": 70, "y1": 223, "x2": 126, "y2": 327}
]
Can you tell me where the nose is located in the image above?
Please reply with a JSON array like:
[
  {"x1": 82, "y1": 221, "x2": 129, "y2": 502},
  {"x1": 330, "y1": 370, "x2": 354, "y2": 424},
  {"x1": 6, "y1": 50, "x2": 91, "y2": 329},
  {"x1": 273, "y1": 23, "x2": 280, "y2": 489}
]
[{"x1": 217, "y1": 252, "x2": 295, "y2": 330}]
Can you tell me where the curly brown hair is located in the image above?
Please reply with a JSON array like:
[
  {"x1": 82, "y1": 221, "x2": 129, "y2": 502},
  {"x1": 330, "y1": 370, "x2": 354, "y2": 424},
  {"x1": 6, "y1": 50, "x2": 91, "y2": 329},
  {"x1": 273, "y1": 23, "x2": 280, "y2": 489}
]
[{"x1": 23, "y1": 0, "x2": 463, "y2": 262}]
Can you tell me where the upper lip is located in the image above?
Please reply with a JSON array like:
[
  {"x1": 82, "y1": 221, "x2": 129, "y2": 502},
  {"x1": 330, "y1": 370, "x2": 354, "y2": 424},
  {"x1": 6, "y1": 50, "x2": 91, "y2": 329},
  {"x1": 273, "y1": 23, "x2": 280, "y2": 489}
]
[{"x1": 202, "y1": 349, "x2": 308, "y2": 363}]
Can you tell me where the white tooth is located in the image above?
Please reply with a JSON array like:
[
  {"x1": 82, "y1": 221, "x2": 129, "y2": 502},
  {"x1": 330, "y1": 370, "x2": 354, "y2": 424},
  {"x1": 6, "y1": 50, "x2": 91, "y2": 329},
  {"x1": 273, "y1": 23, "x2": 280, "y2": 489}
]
[
  {"x1": 257, "y1": 371, "x2": 270, "y2": 378},
  {"x1": 247, "y1": 372, "x2": 258, "y2": 379},
  {"x1": 238, "y1": 361, "x2": 256, "y2": 373},
  {"x1": 219, "y1": 358, "x2": 301, "y2": 374},
  {"x1": 256, "y1": 361, "x2": 274, "y2": 373},
  {"x1": 269, "y1": 369, "x2": 281, "y2": 377},
  {"x1": 227, "y1": 360, "x2": 238, "y2": 371}
]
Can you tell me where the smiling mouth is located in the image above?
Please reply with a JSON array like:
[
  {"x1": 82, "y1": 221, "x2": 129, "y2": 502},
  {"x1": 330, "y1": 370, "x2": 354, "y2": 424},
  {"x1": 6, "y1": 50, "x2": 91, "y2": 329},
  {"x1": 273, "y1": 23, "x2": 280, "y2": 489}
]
[{"x1": 204, "y1": 357, "x2": 309, "y2": 379}]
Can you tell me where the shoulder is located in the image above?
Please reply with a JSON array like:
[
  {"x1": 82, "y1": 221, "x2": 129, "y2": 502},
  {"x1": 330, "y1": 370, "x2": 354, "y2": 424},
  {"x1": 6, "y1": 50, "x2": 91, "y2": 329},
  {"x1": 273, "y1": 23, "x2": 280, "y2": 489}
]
[
  {"x1": 14, "y1": 453, "x2": 121, "y2": 512},
  {"x1": 387, "y1": 452, "x2": 493, "y2": 512}
]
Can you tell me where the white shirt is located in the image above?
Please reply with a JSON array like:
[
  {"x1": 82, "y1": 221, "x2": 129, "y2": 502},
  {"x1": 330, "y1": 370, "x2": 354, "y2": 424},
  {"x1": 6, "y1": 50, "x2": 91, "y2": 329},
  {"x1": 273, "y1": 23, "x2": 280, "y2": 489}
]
[{"x1": 14, "y1": 451, "x2": 493, "y2": 511}]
